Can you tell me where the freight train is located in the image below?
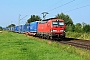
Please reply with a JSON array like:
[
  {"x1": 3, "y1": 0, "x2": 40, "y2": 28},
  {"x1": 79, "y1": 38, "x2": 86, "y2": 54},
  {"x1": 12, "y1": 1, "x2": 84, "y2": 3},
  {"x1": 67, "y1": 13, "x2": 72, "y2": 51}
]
[{"x1": 7, "y1": 18, "x2": 66, "y2": 40}]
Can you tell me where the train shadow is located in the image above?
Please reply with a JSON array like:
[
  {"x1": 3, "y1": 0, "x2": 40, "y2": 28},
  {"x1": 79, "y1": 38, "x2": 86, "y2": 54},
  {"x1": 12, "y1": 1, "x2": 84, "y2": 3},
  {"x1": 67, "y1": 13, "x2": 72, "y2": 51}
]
[
  {"x1": 61, "y1": 37, "x2": 80, "y2": 41},
  {"x1": 31, "y1": 35, "x2": 81, "y2": 42}
]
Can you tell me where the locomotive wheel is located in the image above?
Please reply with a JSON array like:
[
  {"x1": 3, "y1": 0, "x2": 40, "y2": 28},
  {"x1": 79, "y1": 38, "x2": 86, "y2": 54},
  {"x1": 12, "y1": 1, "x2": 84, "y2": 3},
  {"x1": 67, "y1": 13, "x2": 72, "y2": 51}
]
[
  {"x1": 47, "y1": 36, "x2": 50, "y2": 40},
  {"x1": 50, "y1": 36, "x2": 53, "y2": 40}
]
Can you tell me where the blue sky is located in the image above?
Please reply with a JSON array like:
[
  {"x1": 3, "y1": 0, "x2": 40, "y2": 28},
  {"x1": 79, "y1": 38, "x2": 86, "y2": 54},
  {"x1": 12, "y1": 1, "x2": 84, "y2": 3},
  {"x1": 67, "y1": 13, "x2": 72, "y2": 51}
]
[{"x1": 0, "y1": 0, "x2": 90, "y2": 27}]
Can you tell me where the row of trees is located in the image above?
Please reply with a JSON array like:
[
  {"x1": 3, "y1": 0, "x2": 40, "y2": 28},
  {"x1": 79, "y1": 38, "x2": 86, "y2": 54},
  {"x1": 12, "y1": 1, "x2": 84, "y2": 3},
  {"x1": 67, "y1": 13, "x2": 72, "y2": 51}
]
[
  {"x1": 0, "y1": 26, "x2": 2, "y2": 31},
  {"x1": 66, "y1": 22, "x2": 90, "y2": 33},
  {"x1": 55, "y1": 13, "x2": 90, "y2": 33},
  {"x1": 7, "y1": 24, "x2": 15, "y2": 28},
  {"x1": 7, "y1": 13, "x2": 90, "y2": 33},
  {"x1": 27, "y1": 15, "x2": 41, "y2": 23}
]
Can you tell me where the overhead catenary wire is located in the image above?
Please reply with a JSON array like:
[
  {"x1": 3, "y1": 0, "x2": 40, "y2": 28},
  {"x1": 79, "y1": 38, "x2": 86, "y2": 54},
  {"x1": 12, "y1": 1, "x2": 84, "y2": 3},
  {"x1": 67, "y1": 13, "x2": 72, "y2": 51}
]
[
  {"x1": 72, "y1": 0, "x2": 89, "y2": 7},
  {"x1": 42, "y1": 0, "x2": 89, "y2": 19},
  {"x1": 42, "y1": 0, "x2": 64, "y2": 19},
  {"x1": 47, "y1": 0, "x2": 75, "y2": 12},
  {"x1": 46, "y1": 0, "x2": 64, "y2": 9},
  {"x1": 65, "y1": 4, "x2": 90, "y2": 13},
  {"x1": 63, "y1": 0, "x2": 89, "y2": 11}
]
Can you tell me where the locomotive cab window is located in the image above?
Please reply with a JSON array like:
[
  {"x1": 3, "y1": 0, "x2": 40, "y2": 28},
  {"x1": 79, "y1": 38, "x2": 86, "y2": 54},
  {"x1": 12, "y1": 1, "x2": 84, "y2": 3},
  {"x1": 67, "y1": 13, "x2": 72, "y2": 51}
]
[
  {"x1": 52, "y1": 22, "x2": 58, "y2": 26},
  {"x1": 52, "y1": 21, "x2": 64, "y2": 26},
  {"x1": 59, "y1": 22, "x2": 64, "y2": 26}
]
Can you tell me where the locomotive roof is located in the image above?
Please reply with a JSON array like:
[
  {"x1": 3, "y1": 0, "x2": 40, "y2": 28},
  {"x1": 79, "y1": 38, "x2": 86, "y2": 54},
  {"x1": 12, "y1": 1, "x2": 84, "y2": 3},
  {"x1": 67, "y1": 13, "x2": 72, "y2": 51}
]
[
  {"x1": 42, "y1": 18, "x2": 58, "y2": 21},
  {"x1": 38, "y1": 21, "x2": 47, "y2": 24}
]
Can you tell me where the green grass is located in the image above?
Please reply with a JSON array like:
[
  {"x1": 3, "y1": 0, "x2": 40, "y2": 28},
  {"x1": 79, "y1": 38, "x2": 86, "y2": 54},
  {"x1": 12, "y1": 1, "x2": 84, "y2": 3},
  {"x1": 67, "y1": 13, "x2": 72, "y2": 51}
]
[
  {"x1": 66, "y1": 32, "x2": 90, "y2": 40},
  {"x1": 0, "y1": 31, "x2": 90, "y2": 60}
]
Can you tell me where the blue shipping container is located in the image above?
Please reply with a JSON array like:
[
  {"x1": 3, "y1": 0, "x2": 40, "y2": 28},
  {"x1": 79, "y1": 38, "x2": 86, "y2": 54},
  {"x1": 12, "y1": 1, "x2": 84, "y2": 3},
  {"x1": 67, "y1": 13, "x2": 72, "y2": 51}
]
[
  {"x1": 24, "y1": 24, "x2": 28, "y2": 32},
  {"x1": 30, "y1": 21, "x2": 38, "y2": 32},
  {"x1": 20, "y1": 25, "x2": 27, "y2": 33},
  {"x1": 19, "y1": 25, "x2": 22, "y2": 33},
  {"x1": 15, "y1": 26, "x2": 19, "y2": 32},
  {"x1": 26, "y1": 23, "x2": 30, "y2": 32}
]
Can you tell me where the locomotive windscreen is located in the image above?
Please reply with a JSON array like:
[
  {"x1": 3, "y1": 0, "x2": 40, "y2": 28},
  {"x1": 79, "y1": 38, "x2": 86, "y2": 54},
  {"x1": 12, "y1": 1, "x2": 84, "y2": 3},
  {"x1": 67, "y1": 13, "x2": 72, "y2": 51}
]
[{"x1": 52, "y1": 21, "x2": 64, "y2": 26}]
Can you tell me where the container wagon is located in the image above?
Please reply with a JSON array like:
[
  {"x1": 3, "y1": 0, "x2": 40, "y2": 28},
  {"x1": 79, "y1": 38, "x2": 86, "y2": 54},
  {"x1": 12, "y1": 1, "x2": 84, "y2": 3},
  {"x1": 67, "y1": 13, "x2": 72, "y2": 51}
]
[
  {"x1": 15, "y1": 26, "x2": 19, "y2": 33},
  {"x1": 28, "y1": 21, "x2": 39, "y2": 36}
]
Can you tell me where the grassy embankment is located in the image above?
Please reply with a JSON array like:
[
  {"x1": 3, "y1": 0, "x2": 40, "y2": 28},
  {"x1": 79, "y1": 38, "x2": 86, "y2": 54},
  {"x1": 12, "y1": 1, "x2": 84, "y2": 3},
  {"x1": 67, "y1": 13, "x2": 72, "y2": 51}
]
[
  {"x1": 66, "y1": 32, "x2": 90, "y2": 40},
  {"x1": 0, "y1": 31, "x2": 90, "y2": 60}
]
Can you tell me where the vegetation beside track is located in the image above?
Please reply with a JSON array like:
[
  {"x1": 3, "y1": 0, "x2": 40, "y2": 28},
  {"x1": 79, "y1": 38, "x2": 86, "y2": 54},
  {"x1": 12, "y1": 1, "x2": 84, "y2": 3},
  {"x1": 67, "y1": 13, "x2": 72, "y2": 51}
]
[
  {"x1": 66, "y1": 32, "x2": 90, "y2": 40},
  {"x1": 0, "y1": 31, "x2": 90, "y2": 60}
]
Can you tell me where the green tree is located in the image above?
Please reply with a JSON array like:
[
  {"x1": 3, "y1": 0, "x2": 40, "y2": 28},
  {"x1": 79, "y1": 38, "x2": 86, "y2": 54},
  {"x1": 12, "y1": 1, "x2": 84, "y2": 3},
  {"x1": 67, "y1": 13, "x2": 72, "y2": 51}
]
[
  {"x1": 82, "y1": 22, "x2": 87, "y2": 28},
  {"x1": 55, "y1": 13, "x2": 73, "y2": 26},
  {"x1": 75, "y1": 23, "x2": 82, "y2": 32},
  {"x1": 7, "y1": 24, "x2": 15, "y2": 28},
  {"x1": 27, "y1": 15, "x2": 41, "y2": 23},
  {"x1": 82, "y1": 24, "x2": 90, "y2": 33},
  {"x1": 66, "y1": 24, "x2": 75, "y2": 32},
  {"x1": 0, "y1": 26, "x2": 2, "y2": 31}
]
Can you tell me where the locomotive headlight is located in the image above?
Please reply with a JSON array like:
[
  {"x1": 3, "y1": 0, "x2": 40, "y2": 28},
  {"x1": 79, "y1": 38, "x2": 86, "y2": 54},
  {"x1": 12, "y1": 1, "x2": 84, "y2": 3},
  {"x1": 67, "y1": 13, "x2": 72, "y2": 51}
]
[
  {"x1": 53, "y1": 30, "x2": 57, "y2": 32},
  {"x1": 60, "y1": 30, "x2": 64, "y2": 32},
  {"x1": 51, "y1": 30, "x2": 57, "y2": 32}
]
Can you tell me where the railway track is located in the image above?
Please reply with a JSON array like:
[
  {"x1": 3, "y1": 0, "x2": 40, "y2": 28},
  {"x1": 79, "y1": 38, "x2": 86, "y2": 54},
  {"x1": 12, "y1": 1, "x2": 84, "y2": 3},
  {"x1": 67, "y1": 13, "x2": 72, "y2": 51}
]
[
  {"x1": 33, "y1": 36, "x2": 90, "y2": 50},
  {"x1": 59, "y1": 38, "x2": 90, "y2": 50},
  {"x1": 47, "y1": 38, "x2": 90, "y2": 50}
]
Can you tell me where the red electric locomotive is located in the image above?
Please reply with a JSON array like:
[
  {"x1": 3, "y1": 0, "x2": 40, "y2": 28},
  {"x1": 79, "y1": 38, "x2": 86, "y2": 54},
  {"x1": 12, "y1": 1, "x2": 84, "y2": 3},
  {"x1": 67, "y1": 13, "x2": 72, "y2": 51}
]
[{"x1": 37, "y1": 18, "x2": 66, "y2": 40}]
